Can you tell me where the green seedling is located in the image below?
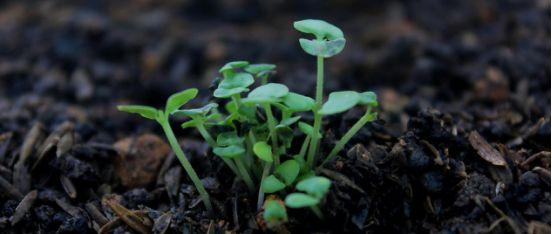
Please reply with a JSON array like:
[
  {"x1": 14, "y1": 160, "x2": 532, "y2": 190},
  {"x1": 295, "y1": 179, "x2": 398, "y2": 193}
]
[
  {"x1": 117, "y1": 19, "x2": 378, "y2": 225},
  {"x1": 117, "y1": 88, "x2": 212, "y2": 212}
]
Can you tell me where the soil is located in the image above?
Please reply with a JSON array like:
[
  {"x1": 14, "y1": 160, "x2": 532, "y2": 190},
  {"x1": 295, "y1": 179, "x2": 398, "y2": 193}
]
[{"x1": 0, "y1": 0, "x2": 550, "y2": 233}]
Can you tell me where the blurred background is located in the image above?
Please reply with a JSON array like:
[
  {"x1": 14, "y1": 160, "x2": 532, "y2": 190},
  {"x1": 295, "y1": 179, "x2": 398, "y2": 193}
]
[{"x1": 0, "y1": 0, "x2": 549, "y2": 141}]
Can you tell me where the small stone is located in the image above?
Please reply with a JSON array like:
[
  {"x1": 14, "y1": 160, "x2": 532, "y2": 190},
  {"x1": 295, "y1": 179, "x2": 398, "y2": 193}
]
[{"x1": 114, "y1": 134, "x2": 170, "y2": 188}]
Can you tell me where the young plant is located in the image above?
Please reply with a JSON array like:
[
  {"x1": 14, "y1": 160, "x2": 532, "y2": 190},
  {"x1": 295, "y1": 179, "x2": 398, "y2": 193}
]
[
  {"x1": 117, "y1": 89, "x2": 212, "y2": 212},
  {"x1": 117, "y1": 18, "x2": 379, "y2": 226}
]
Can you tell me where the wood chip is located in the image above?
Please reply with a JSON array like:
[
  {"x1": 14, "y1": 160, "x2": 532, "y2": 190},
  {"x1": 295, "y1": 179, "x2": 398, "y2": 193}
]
[
  {"x1": 10, "y1": 190, "x2": 37, "y2": 225},
  {"x1": 468, "y1": 131, "x2": 506, "y2": 166},
  {"x1": 103, "y1": 196, "x2": 152, "y2": 234},
  {"x1": 0, "y1": 175, "x2": 23, "y2": 199},
  {"x1": 60, "y1": 175, "x2": 77, "y2": 199}
]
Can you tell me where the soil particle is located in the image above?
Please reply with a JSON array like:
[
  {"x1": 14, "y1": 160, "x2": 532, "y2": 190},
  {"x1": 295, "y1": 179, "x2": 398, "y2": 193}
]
[{"x1": 113, "y1": 134, "x2": 170, "y2": 188}]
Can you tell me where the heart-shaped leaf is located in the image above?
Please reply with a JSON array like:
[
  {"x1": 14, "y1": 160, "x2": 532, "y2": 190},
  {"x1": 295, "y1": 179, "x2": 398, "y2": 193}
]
[
  {"x1": 117, "y1": 105, "x2": 158, "y2": 120},
  {"x1": 294, "y1": 19, "x2": 343, "y2": 40},
  {"x1": 296, "y1": 176, "x2": 331, "y2": 199},
  {"x1": 275, "y1": 160, "x2": 300, "y2": 185},
  {"x1": 298, "y1": 122, "x2": 321, "y2": 139},
  {"x1": 318, "y1": 91, "x2": 360, "y2": 115},
  {"x1": 165, "y1": 88, "x2": 199, "y2": 114},
  {"x1": 213, "y1": 145, "x2": 245, "y2": 158},
  {"x1": 283, "y1": 92, "x2": 315, "y2": 112},
  {"x1": 172, "y1": 103, "x2": 218, "y2": 118},
  {"x1": 262, "y1": 175, "x2": 286, "y2": 193},
  {"x1": 217, "y1": 132, "x2": 244, "y2": 146},
  {"x1": 253, "y1": 141, "x2": 272, "y2": 162},
  {"x1": 359, "y1": 91, "x2": 378, "y2": 107},
  {"x1": 285, "y1": 193, "x2": 319, "y2": 208},
  {"x1": 263, "y1": 199, "x2": 288, "y2": 223},
  {"x1": 298, "y1": 38, "x2": 346, "y2": 58}
]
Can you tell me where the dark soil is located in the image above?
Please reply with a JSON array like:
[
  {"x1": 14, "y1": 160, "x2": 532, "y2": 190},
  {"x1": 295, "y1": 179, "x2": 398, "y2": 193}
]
[{"x1": 0, "y1": 0, "x2": 550, "y2": 233}]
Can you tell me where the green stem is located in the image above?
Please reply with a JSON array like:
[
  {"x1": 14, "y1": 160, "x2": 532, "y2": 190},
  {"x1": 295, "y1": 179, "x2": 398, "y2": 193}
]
[
  {"x1": 320, "y1": 108, "x2": 373, "y2": 167},
  {"x1": 160, "y1": 119, "x2": 212, "y2": 212},
  {"x1": 263, "y1": 103, "x2": 280, "y2": 166},
  {"x1": 310, "y1": 206, "x2": 324, "y2": 219},
  {"x1": 195, "y1": 121, "x2": 240, "y2": 178},
  {"x1": 307, "y1": 56, "x2": 324, "y2": 168},
  {"x1": 298, "y1": 135, "x2": 310, "y2": 161},
  {"x1": 234, "y1": 157, "x2": 255, "y2": 191},
  {"x1": 257, "y1": 162, "x2": 272, "y2": 210},
  {"x1": 261, "y1": 75, "x2": 268, "y2": 85}
]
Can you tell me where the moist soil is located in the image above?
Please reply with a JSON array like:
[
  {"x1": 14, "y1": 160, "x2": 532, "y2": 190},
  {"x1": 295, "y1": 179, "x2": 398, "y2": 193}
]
[{"x1": 0, "y1": 1, "x2": 550, "y2": 233}]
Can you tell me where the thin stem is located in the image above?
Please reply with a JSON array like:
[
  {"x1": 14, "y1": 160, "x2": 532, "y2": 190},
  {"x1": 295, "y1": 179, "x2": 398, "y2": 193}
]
[
  {"x1": 261, "y1": 75, "x2": 268, "y2": 85},
  {"x1": 195, "y1": 121, "x2": 240, "y2": 178},
  {"x1": 234, "y1": 157, "x2": 255, "y2": 191},
  {"x1": 310, "y1": 206, "x2": 324, "y2": 219},
  {"x1": 307, "y1": 56, "x2": 324, "y2": 168},
  {"x1": 320, "y1": 108, "x2": 373, "y2": 168},
  {"x1": 257, "y1": 162, "x2": 272, "y2": 210},
  {"x1": 263, "y1": 103, "x2": 280, "y2": 166},
  {"x1": 160, "y1": 119, "x2": 212, "y2": 212},
  {"x1": 298, "y1": 135, "x2": 310, "y2": 161}
]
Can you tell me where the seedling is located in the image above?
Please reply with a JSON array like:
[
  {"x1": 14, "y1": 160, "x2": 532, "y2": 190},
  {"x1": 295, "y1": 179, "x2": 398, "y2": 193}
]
[
  {"x1": 117, "y1": 89, "x2": 212, "y2": 212},
  {"x1": 117, "y1": 19, "x2": 379, "y2": 225}
]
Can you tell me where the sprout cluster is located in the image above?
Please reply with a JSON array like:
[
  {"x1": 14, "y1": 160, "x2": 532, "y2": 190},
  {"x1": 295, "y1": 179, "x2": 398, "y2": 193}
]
[{"x1": 117, "y1": 19, "x2": 379, "y2": 225}]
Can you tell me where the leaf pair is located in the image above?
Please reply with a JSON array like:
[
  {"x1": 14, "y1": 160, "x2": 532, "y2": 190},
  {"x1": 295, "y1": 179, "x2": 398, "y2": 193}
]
[
  {"x1": 284, "y1": 176, "x2": 331, "y2": 208},
  {"x1": 213, "y1": 131, "x2": 245, "y2": 158},
  {"x1": 261, "y1": 160, "x2": 301, "y2": 193},
  {"x1": 117, "y1": 88, "x2": 199, "y2": 121},
  {"x1": 294, "y1": 19, "x2": 346, "y2": 58},
  {"x1": 318, "y1": 91, "x2": 378, "y2": 115}
]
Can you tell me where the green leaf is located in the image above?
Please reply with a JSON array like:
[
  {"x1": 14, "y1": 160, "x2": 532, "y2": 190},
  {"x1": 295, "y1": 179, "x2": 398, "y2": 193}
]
[
  {"x1": 253, "y1": 141, "x2": 273, "y2": 162},
  {"x1": 245, "y1": 63, "x2": 276, "y2": 77},
  {"x1": 219, "y1": 61, "x2": 249, "y2": 77},
  {"x1": 318, "y1": 91, "x2": 360, "y2": 115},
  {"x1": 282, "y1": 92, "x2": 315, "y2": 112},
  {"x1": 214, "y1": 87, "x2": 249, "y2": 98},
  {"x1": 285, "y1": 193, "x2": 319, "y2": 208},
  {"x1": 298, "y1": 38, "x2": 346, "y2": 58},
  {"x1": 262, "y1": 175, "x2": 286, "y2": 193},
  {"x1": 172, "y1": 103, "x2": 218, "y2": 117},
  {"x1": 298, "y1": 122, "x2": 321, "y2": 139},
  {"x1": 243, "y1": 83, "x2": 289, "y2": 104},
  {"x1": 296, "y1": 176, "x2": 331, "y2": 199},
  {"x1": 263, "y1": 200, "x2": 287, "y2": 223},
  {"x1": 359, "y1": 91, "x2": 378, "y2": 107},
  {"x1": 180, "y1": 119, "x2": 198, "y2": 129},
  {"x1": 216, "y1": 132, "x2": 244, "y2": 146},
  {"x1": 275, "y1": 160, "x2": 300, "y2": 185},
  {"x1": 213, "y1": 145, "x2": 245, "y2": 158},
  {"x1": 117, "y1": 105, "x2": 158, "y2": 120},
  {"x1": 293, "y1": 19, "x2": 344, "y2": 40},
  {"x1": 165, "y1": 88, "x2": 199, "y2": 114},
  {"x1": 275, "y1": 126, "x2": 294, "y2": 149},
  {"x1": 278, "y1": 116, "x2": 301, "y2": 128}
]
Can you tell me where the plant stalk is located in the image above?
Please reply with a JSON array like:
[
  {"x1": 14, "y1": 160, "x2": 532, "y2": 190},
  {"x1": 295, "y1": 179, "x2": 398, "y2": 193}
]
[
  {"x1": 257, "y1": 162, "x2": 272, "y2": 209},
  {"x1": 160, "y1": 120, "x2": 212, "y2": 212},
  {"x1": 263, "y1": 103, "x2": 280, "y2": 166},
  {"x1": 234, "y1": 157, "x2": 255, "y2": 191},
  {"x1": 307, "y1": 56, "x2": 324, "y2": 167},
  {"x1": 195, "y1": 121, "x2": 240, "y2": 178},
  {"x1": 320, "y1": 108, "x2": 373, "y2": 167}
]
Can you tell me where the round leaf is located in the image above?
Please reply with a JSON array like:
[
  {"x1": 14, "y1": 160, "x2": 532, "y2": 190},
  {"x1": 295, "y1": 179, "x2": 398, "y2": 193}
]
[
  {"x1": 219, "y1": 61, "x2": 249, "y2": 77},
  {"x1": 213, "y1": 145, "x2": 245, "y2": 158},
  {"x1": 293, "y1": 19, "x2": 344, "y2": 40},
  {"x1": 318, "y1": 91, "x2": 360, "y2": 115},
  {"x1": 165, "y1": 88, "x2": 199, "y2": 114},
  {"x1": 248, "y1": 83, "x2": 289, "y2": 101},
  {"x1": 285, "y1": 193, "x2": 319, "y2": 208},
  {"x1": 262, "y1": 175, "x2": 286, "y2": 193},
  {"x1": 298, "y1": 38, "x2": 346, "y2": 58},
  {"x1": 263, "y1": 200, "x2": 287, "y2": 222},
  {"x1": 296, "y1": 176, "x2": 331, "y2": 199},
  {"x1": 253, "y1": 141, "x2": 273, "y2": 162},
  {"x1": 117, "y1": 105, "x2": 158, "y2": 120},
  {"x1": 283, "y1": 92, "x2": 315, "y2": 112},
  {"x1": 275, "y1": 160, "x2": 300, "y2": 185},
  {"x1": 359, "y1": 91, "x2": 378, "y2": 107},
  {"x1": 218, "y1": 72, "x2": 254, "y2": 89}
]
